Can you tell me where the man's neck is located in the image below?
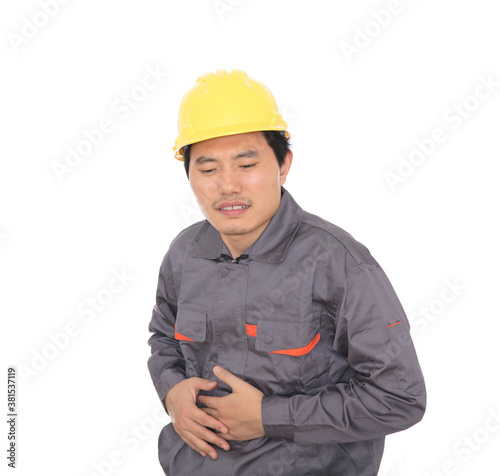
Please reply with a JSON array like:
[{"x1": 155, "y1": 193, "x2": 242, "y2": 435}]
[
  {"x1": 221, "y1": 235, "x2": 254, "y2": 259},
  {"x1": 220, "y1": 222, "x2": 270, "y2": 258}
]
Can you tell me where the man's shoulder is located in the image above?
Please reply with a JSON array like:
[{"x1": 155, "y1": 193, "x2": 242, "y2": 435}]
[{"x1": 300, "y1": 211, "x2": 377, "y2": 266}]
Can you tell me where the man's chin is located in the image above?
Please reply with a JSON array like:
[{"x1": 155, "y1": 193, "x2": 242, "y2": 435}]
[{"x1": 219, "y1": 226, "x2": 249, "y2": 236}]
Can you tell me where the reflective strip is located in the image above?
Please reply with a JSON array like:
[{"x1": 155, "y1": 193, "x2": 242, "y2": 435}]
[
  {"x1": 387, "y1": 321, "x2": 402, "y2": 329},
  {"x1": 269, "y1": 333, "x2": 321, "y2": 356},
  {"x1": 174, "y1": 324, "x2": 195, "y2": 342}
]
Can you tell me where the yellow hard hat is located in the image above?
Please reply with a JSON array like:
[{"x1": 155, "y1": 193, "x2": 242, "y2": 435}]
[{"x1": 173, "y1": 69, "x2": 289, "y2": 161}]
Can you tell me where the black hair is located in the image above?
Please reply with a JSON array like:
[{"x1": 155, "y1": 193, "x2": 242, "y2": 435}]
[{"x1": 182, "y1": 130, "x2": 291, "y2": 177}]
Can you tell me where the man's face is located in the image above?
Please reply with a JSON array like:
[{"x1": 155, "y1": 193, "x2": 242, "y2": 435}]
[{"x1": 188, "y1": 131, "x2": 292, "y2": 251}]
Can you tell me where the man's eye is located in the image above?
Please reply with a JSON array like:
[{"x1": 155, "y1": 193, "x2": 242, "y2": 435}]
[
  {"x1": 241, "y1": 164, "x2": 256, "y2": 169},
  {"x1": 200, "y1": 169, "x2": 215, "y2": 174}
]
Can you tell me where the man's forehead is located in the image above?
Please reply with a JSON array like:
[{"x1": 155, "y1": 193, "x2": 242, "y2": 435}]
[{"x1": 191, "y1": 132, "x2": 267, "y2": 160}]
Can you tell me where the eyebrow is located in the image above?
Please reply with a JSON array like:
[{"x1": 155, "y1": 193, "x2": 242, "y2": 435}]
[
  {"x1": 193, "y1": 149, "x2": 259, "y2": 165},
  {"x1": 234, "y1": 149, "x2": 258, "y2": 159},
  {"x1": 194, "y1": 156, "x2": 217, "y2": 165}
]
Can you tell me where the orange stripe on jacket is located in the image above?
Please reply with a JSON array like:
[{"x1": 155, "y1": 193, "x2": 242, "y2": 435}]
[
  {"x1": 245, "y1": 324, "x2": 258, "y2": 337},
  {"x1": 387, "y1": 320, "x2": 402, "y2": 328},
  {"x1": 269, "y1": 333, "x2": 321, "y2": 356},
  {"x1": 174, "y1": 324, "x2": 195, "y2": 342},
  {"x1": 246, "y1": 324, "x2": 320, "y2": 357}
]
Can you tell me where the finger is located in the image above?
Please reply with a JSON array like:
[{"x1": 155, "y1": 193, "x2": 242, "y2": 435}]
[
  {"x1": 180, "y1": 424, "x2": 230, "y2": 457},
  {"x1": 172, "y1": 398, "x2": 227, "y2": 434},
  {"x1": 197, "y1": 394, "x2": 219, "y2": 409},
  {"x1": 217, "y1": 431, "x2": 246, "y2": 442},
  {"x1": 213, "y1": 366, "x2": 242, "y2": 390},
  {"x1": 192, "y1": 405, "x2": 228, "y2": 434},
  {"x1": 200, "y1": 406, "x2": 218, "y2": 420},
  {"x1": 219, "y1": 432, "x2": 235, "y2": 442},
  {"x1": 181, "y1": 431, "x2": 219, "y2": 460},
  {"x1": 189, "y1": 378, "x2": 218, "y2": 395}
]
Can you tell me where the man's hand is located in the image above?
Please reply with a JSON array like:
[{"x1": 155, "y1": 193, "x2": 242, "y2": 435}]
[
  {"x1": 198, "y1": 366, "x2": 265, "y2": 441},
  {"x1": 165, "y1": 377, "x2": 230, "y2": 460}
]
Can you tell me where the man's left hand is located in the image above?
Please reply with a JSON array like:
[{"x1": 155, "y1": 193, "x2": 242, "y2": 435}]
[{"x1": 198, "y1": 366, "x2": 265, "y2": 441}]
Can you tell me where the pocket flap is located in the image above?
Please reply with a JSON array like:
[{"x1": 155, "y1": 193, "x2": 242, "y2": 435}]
[
  {"x1": 175, "y1": 309, "x2": 207, "y2": 343},
  {"x1": 255, "y1": 319, "x2": 320, "y2": 356}
]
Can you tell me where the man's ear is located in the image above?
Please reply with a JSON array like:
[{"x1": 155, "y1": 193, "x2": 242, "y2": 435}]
[{"x1": 279, "y1": 151, "x2": 293, "y2": 186}]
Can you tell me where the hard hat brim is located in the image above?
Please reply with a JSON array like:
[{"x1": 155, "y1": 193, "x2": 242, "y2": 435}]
[{"x1": 173, "y1": 127, "x2": 289, "y2": 161}]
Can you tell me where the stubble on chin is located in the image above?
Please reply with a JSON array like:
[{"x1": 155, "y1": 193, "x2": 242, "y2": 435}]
[{"x1": 218, "y1": 224, "x2": 249, "y2": 236}]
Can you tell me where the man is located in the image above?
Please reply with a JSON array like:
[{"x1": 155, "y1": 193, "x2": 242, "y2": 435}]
[{"x1": 148, "y1": 69, "x2": 426, "y2": 475}]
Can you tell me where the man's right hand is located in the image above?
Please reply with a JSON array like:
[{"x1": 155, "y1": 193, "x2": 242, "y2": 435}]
[{"x1": 165, "y1": 378, "x2": 230, "y2": 460}]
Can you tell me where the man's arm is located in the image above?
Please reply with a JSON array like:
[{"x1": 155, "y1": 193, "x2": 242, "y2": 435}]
[
  {"x1": 260, "y1": 262, "x2": 426, "y2": 444},
  {"x1": 147, "y1": 253, "x2": 185, "y2": 402},
  {"x1": 147, "y1": 254, "x2": 229, "y2": 460}
]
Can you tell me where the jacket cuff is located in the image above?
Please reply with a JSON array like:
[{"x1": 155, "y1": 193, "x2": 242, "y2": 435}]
[{"x1": 261, "y1": 395, "x2": 294, "y2": 441}]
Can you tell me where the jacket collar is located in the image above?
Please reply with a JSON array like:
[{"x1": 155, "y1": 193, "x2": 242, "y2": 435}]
[{"x1": 189, "y1": 188, "x2": 304, "y2": 264}]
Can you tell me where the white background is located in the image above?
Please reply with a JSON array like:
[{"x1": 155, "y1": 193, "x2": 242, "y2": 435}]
[{"x1": 1, "y1": 1, "x2": 499, "y2": 475}]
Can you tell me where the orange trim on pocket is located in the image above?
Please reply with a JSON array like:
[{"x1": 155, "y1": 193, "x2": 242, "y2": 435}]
[
  {"x1": 174, "y1": 324, "x2": 195, "y2": 342},
  {"x1": 245, "y1": 324, "x2": 258, "y2": 337},
  {"x1": 270, "y1": 333, "x2": 321, "y2": 357},
  {"x1": 387, "y1": 321, "x2": 402, "y2": 329}
]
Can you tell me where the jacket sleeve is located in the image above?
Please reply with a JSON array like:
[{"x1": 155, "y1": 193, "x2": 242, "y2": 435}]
[
  {"x1": 261, "y1": 262, "x2": 426, "y2": 444},
  {"x1": 147, "y1": 254, "x2": 186, "y2": 407}
]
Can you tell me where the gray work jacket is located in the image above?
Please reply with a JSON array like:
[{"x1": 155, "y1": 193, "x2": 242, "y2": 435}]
[{"x1": 148, "y1": 188, "x2": 426, "y2": 476}]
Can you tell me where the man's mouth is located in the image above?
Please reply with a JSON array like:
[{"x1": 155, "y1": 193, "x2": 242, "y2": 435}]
[
  {"x1": 215, "y1": 201, "x2": 252, "y2": 216},
  {"x1": 219, "y1": 205, "x2": 249, "y2": 210}
]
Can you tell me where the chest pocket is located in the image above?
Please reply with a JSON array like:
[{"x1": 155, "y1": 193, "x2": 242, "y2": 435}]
[
  {"x1": 255, "y1": 319, "x2": 320, "y2": 356},
  {"x1": 175, "y1": 309, "x2": 207, "y2": 343},
  {"x1": 249, "y1": 317, "x2": 327, "y2": 393},
  {"x1": 175, "y1": 309, "x2": 208, "y2": 378}
]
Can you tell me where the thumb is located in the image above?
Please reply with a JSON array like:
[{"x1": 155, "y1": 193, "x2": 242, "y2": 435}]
[
  {"x1": 213, "y1": 366, "x2": 241, "y2": 390},
  {"x1": 201, "y1": 378, "x2": 218, "y2": 390},
  {"x1": 190, "y1": 377, "x2": 217, "y2": 392},
  {"x1": 189, "y1": 378, "x2": 217, "y2": 401}
]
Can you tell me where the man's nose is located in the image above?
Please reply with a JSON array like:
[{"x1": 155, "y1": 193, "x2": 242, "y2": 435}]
[{"x1": 217, "y1": 168, "x2": 242, "y2": 195}]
